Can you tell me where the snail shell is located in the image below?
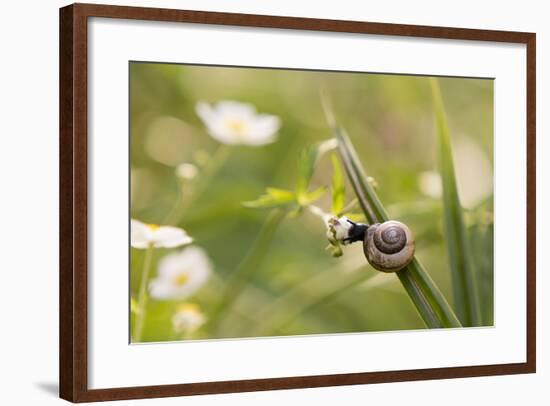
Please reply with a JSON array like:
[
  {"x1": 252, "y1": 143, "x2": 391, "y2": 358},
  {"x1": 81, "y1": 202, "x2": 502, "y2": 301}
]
[{"x1": 363, "y1": 220, "x2": 415, "y2": 273}]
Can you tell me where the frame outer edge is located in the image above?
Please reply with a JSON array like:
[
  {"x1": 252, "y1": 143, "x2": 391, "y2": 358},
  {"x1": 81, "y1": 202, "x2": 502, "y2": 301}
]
[
  {"x1": 525, "y1": 33, "x2": 536, "y2": 372},
  {"x1": 73, "y1": 2, "x2": 534, "y2": 41},
  {"x1": 74, "y1": 1, "x2": 90, "y2": 399},
  {"x1": 60, "y1": 3, "x2": 90, "y2": 402},
  {"x1": 59, "y1": 4, "x2": 76, "y2": 402}
]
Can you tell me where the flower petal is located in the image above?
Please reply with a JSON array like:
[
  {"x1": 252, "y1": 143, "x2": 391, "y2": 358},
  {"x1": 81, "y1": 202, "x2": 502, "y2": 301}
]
[
  {"x1": 215, "y1": 100, "x2": 256, "y2": 119},
  {"x1": 242, "y1": 115, "x2": 280, "y2": 145},
  {"x1": 151, "y1": 226, "x2": 193, "y2": 248},
  {"x1": 196, "y1": 100, "x2": 280, "y2": 146},
  {"x1": 172, "y1": 304, "x2": 206, "y2": 333},
  {"x1": 207, "y1": 120, "x2": 243, "y2": 145},
  {"x1": 196, "y1": 101, "x2": 239, "y2": 145},
  {"x1": 130, "y1": 219, "x2": 151, "y2": 249},
  {"x1": 150, "y1": 247, "x2": 213, "y2": 300},
  {"x1": 195, "y1": 101, "x2": 215, "y2": 127},
  {"x1": 149, "y1": 278, "x2": 179, "y2": 299},
  {"x1": 156, "y1": 252, "x2": 185, "y2": 279}
]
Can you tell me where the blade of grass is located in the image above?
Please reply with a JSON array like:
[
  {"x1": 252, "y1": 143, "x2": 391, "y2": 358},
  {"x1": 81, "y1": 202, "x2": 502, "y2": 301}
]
[
  {"x1": 332, "y1": 124, "x2": 461, "y2": 328},
  {"x1": 430, "y1": 78, "x2": 482, "y2": 327}
]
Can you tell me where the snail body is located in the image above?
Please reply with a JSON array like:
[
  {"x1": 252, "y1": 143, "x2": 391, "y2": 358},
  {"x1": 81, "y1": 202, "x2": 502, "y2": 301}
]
[{"x1": 363, "y1": 220, "x2": 414, "y2": 272}]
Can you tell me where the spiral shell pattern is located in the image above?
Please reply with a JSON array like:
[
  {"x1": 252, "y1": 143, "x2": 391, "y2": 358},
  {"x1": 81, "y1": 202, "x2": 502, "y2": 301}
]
[{"x1": 363, "y1": 220, "x2": 415, "y2": 272}]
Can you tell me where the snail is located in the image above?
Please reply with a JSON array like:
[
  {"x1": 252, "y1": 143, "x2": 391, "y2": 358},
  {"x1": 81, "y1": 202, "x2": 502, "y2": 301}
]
[
  {"x1": 329, "y1": 217, "x2": 415, "y2": 272},
  {"x1": 363, "y1": 221, "x2": 415, "y2": 272}
]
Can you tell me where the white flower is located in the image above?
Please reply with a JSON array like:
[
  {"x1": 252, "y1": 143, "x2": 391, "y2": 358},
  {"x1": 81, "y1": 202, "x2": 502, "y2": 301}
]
[
  {"x1": 131, "y1": 219, "x2": 193, "y2": 249},
  {"x1": 196, "y1": 100, "x2": 281, "y2": 146},
  {"x1": 175, "y1": 162, "x2": 198, "y2": 180},
  {"x1": 308, "y1": 207, "x2": 351, "y2": 257},
  {"x1": 453, "y1": 136, "x2": 493, "y2": 209},
  {"x1": 418, "y1": 171, "x2": 443, "y2": 199},
  {"x1": 149, "y1": 246, "x2": 212, "y2": 300},
  {"x1": 326, "y1": 216, "x2": 354, "y2": 245},
  {"x1": 418, "y1": 137, "x2": 492, "y2": 209},
  {"x1": 172, "y1": 303, "x2": 206, "y2": 334},
  {"x1": 325, "y1": 216, "x2": 356, "y2": 257}
]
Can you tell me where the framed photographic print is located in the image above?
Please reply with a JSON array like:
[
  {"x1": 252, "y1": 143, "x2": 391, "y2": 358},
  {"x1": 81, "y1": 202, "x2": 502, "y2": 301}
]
[{"x1": 59, "y1": 3, "x2": 536, "y2": 402}]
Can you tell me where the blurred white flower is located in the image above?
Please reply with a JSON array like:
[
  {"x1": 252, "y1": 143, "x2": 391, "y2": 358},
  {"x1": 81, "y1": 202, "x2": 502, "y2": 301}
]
[
  {"x1": 131, "y1": 219, "x2": 193, "y2": 249},
  {"x1": 453, "y1": 136, "x2": 493, "y2": 209},
  {"x1": 418, "y1": 170, "x2": 443, "y2": 199},
  {"x1": 418, "y1": 137, "x2": 492, "y2": 209},
  {"x1": 175, "y1": 162, "x2": 198, "y2": 180},
  {"x1": 172, "y1": 303, "x2": 206, "y2": 334},
  {"x1": 196, "y1": 100, "x2": 281, "y2": 146},
  {"x1": 149, "y1": 246, "x2": 212, "y2": 300}
]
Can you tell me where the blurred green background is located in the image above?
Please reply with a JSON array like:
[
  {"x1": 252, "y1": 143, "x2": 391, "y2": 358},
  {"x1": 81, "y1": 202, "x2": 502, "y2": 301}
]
[{"x1": 130, "y1": 62, "x2": 494, "y2": 342}]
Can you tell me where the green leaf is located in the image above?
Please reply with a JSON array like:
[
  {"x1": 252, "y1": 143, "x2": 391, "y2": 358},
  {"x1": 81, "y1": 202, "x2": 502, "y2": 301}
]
[
  {"x1": 298, "y1": 185, "x2": 327, "y2": 206},
  {"x1": 329, "y1": 121, "x2": 461, "y2": 329},
  {"x1": 242, "y1": 187, "x2": 296, "y2": 209},
  {"x1": 331, "y1": 154, "x2": 346, "y2": 214},
  {"x1": 430, "y1": 78, "x2": 482, "y2": 327},
  {"x1": 266, "y1": 187, "x2": 296, "y2": 201},
  {"x1": 295, "y1": 138, "x2": 337, "y2": 199}
]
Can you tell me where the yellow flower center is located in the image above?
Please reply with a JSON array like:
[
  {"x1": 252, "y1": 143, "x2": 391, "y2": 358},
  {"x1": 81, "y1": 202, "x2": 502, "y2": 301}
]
[
  {"x1": 226, "y1": 119, "x2": 246, "y2": 135},
  {"x1": 147, "y1": 223, "x2": 161, "y2": 231},
  {"x1": 176, "y1": 303, "x2": 200, "y2": 314},
  {"x1": 173, "y1": 272, "x2": 189, "y2": 286}
]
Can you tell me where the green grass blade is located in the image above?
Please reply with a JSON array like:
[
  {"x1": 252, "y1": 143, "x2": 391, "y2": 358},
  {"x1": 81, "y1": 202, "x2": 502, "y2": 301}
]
[
  {"x1": 430, "y1": 78, "x2": 482, "y2": 327},
  {"x1": 397, "y1": 259, "x2": 461, "y2": 328},
  {"x1": 332, "y1": 125, "x2": 461, "y2": 328}
]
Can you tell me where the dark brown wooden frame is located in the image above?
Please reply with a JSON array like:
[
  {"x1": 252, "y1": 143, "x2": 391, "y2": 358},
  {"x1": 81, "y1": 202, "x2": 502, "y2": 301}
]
[{"x1": 59, "y1": 2, "x2": 536, "y2": 402}]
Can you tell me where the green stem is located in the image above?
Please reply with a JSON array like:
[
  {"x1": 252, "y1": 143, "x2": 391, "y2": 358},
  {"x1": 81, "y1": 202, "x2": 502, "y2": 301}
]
[
  {"x1": 397, "y1": 258, "x2": 461, "y2": 328},
  {"x1": 430, "y1": 78, "x2": 482, "y2": 327},
  {"x1": 133, "y1": 245, "x2": 154, "y2": 342},
  {"x1": 328, "y1": 117, "x2": 461, "y2": 328},
  {"x1": 164, "y1": 144, "x2": 232, "y2": 225},
  {"x1": 205, "y1": 209, "x2": 287, "y2": 332},
  {"x1": 162, "y1": 177, "x2": 184, "y2": 225}
]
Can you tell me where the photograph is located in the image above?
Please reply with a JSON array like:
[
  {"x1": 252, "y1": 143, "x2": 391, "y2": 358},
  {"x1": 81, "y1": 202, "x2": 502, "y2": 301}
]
[{"x1": 129, "y1": 62, "x2": 494, "y2": 343}]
